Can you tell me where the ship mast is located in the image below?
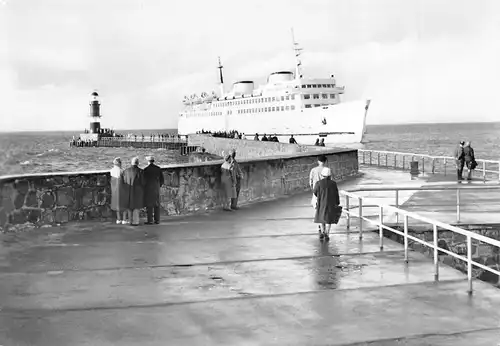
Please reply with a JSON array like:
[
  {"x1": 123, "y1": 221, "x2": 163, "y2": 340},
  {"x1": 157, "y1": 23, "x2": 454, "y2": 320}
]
[
  {"x1": 291, "y1": 28, "x2": 303, "y2": 79},
  {"x1": 217, "y1": 56, "x2": 224, "y2": 97}
]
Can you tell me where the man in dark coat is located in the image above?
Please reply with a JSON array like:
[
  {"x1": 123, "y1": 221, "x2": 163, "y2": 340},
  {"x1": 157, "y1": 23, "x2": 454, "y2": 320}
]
[
  {"x1": 313, "y1": 167, "x2": 341, "y2": 241},
  {"x1": 463, "y1": 141, "x2": 476, "y2": 181},
  {"x1": 230, "y1": 149, "x2": 243, "y2": 210},
  {"x1": 289, "y1": 135, "x2": 297, "y2": 144},
  {"x1": 453, "y1": 140, "x2": 465, "y2": 182},
  {"x1": 122, "y1": 156, "x2": 144, "y2": 226},
  {"x1": 143, "y1": 156, "x2": 164, "y2": 224}
]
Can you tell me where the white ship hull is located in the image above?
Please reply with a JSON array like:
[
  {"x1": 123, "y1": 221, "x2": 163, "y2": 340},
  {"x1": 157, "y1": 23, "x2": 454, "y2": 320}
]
[{"x1": 178, "y1": 99, "x2": 370, "y2": 145}]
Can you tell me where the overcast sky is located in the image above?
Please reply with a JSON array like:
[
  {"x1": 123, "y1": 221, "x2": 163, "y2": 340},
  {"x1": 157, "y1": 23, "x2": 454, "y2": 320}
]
[{"x1": 1, "y1": 0, "x2": 499, "y2": 131}]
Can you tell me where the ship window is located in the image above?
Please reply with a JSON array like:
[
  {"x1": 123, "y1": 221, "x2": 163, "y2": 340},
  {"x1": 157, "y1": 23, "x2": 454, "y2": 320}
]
[
  {"x1": 285, "y1": 105, "x2": 289, "y2": 110},
  {"x1": 264, "y1": 107, "x2": 268, "y2": 112},
  {"x1": 330, "y1": 94, "x2": 335, "y2": 99},
  {"x1": 285, "y1": 95, "x2": 289, "y2": 100},
  {"x1": 280, "y1": 96, "x2": 284, "y2": 101},
  {"x1": 305, "y1": 104, "x2": 312, "y2": 108},
  {"x1": 322, "y1": 94, "x2": 328, "y2": 99},
  {"x1": 281, "y1": 106, "x2": 284, "y2": 111},
  {"x1": 313, "y1": 94, "x2": 319, "y2": 99},
  {"x1": 322, "y1": 84, "x2": 327, "y2": 88},
  {"x1": 302, "y1": 85, "x2": 306, "y2": 88},
  {"x1": 312, "y1": 85, "x2": 317, "y2": 88},
  {"x1": 303, "y1": 94, "x2": 310, "y2": 100},
  {"x1": 291, "y1": 94, "x2": 295, "y2": 100},
  {"x1": 272, "y1": 97, "x2": 276, "y2": 101},
  {"x1": 315, "y1": 104, "x2": 321, "y2": 107},
  {"x1": 307, "y1": 84, "x2": 312, "y2": 88},
  {"x1": 272, "y1": 107, "x2": 276, "y2": 111}
]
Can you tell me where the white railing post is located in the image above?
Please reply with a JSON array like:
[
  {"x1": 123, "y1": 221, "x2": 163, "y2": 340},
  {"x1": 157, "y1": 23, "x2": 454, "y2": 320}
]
[
  {"x1": 456, "y1": 189, "x2": 460, "y2": 223},
  {"x1": 345, "y1": 195, "x2": 350, "y2": 230},
  {"x1": 395, "y1": 190, "x2": 399, "y2": 224},
  {"x1": 379, "y1": 206, "x2": 384, "y2": 250},
  {"x1": 467, "y1": 235, "x2": 473, "y2": 295},
  {"x1": 433, "y1": 224, "x2": 439, "y2": 281},
  {"x1": 404, "y1": 215, "x2": 409, "y2": 263},
  {"x1": 358, "y1": 197, "x2": 363, "y2": 239},
  {"x1": 482, "y1": 161, "x2": 486, "y2": 182}
]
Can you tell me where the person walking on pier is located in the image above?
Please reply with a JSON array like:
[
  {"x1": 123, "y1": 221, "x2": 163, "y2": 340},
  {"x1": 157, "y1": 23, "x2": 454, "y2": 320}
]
[
  {"x1": 464, "y1": 141, "x2": 477, "y2": 181},
  {"x1": 313, "y1": 167, "x2": 341, "y2": 241},
  {"x1": 144, "y1": 156, "x2": 164, "y2": 225},
  {"x1": 221, "y1": 153, "x2": 237, "y2": 211},
  {"x1": 310, "y1": 155, "x2": 328, "y2": 234},
  {"x1": 110, "y1": 157, "x2": 127, "y2": 224},
  {"x1": 122, "y1": 157, "x2": 145, "y2": 226},
  {"x1": 454, "y1": 140, "x2": 465, "y2": 182},
  {"x1": 230, "y1": 149, "x2": 243, "y2": 210}
]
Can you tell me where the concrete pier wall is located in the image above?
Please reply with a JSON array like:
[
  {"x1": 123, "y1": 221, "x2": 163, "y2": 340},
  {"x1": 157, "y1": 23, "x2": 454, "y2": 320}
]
[
  {"x1": 187, "y1": 134, "x2": 321, "y2": 160},
  {"x1": 0, "y1": 148, "x2": 358, "y2": 231}
]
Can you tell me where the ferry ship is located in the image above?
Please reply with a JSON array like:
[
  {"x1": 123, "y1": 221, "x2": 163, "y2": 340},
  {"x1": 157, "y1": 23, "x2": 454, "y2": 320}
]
[{"x1": 178, "y1": 35, "x2": 371, "y2": 145}]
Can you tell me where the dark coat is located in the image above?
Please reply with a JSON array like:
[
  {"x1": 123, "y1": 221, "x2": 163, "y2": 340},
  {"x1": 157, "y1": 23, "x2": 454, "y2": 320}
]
[
  {"x1": 122, "y1": 165, "x2": 145, "y2": 210},
  {"x1": 143, "y1": 163, "x2": 164, "y2": 207},
  {"x1": 313, "y1": 178, "x2": 341, "y2": 224},
  {"x1": 463, "y1": 146, "x2": 475, "y2": 162},
  {"x1": 221, "y1": 162, "x2": 236, "y2": 199},
  {"x1": 110, "y1": 167, "x2": 127, "y2": 212}
]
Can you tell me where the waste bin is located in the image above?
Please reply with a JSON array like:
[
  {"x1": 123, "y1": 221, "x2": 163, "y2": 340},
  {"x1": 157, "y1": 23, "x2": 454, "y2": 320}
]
[{"x1": 410, "y1": 161, "x2": 419, "y2": 179}]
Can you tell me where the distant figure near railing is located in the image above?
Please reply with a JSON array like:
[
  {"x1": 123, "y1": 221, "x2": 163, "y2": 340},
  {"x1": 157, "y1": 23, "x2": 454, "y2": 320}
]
[{"x1": 359, "y1": 149, "x2": 500, "y2": 182}]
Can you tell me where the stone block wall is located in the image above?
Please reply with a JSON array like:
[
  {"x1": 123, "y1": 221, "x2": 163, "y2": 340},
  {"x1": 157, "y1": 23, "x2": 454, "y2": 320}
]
[
  {"x1": 188, "y1": 134, "x2": 321, "y2": 160},
  {"x1": 381, "y1": 226, "x2": 500, "y2": 285},
  {"x1": 0, "y1": 148, "x2": 358, "y2": 231}
]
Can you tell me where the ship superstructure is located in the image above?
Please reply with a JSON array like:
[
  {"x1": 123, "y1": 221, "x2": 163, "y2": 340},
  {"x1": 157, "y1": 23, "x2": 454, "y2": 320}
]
[{"x1": 178, "y1": 32, "x2": 371, "y2": 145}]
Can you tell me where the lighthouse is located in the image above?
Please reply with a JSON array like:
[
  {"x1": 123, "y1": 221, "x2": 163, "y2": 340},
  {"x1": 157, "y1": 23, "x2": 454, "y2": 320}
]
[{"x1": 89, "y1": 91, "x2": 101, "y2": 134}]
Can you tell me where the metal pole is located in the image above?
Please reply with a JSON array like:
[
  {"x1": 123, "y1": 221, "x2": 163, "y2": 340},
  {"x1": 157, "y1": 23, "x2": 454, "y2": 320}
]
[
  {"x1": 402, "y1": 156, "x2": 405, "y2": 170},
  {"x1": 467, "y1": 235, "x2": 473, "y2": 295},
  {"x1": 456, "y1": 189, "x2": 460, "y2": 223},
  {"x1": 482, "y1": 161, "x2": 486, "y2": 182},
  {"x1": 444, "y1": 158, "x2": 447, "y2": 176},
  {"x1": 358, "y1": 197, "x2": 363, "y2": 239},
  {"x1": 345, "y1": 196, "x2": 350, "y2": 230},
  {"x1": 395, "y1": 190, "x2": 399, "y2": 225},
  {"x1": 404, "y1": 215, "x2": 409, "y2": 263},
  {"x1": 379, "y1": 206, "x2": 384, "y2": 250},
  {"x1": 385, "y1": 154, "x2": 388, "y2": 167},
  {"x1": 378, "y1": 153, "x2": 380, "y2": 166},
  {"x1": 422, "y1": 157, "x2": 425, "y2": 174},
  {"x1": 432, "y1": 158, "x2": 435, "y2": 174},
  {"x1": 369, "y1": 151, "x2": 372, "y2": 165},
  {"x1": 394, "y1": 154, "x2": 397, "y2": 169},
  {"x1": 433, "y1": 224, "x2": 439, "y2": 281}
]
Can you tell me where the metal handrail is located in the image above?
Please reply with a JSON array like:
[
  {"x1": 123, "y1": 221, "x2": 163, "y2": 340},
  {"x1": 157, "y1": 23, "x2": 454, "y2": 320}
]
[
  {"x1": 339, "y1": 186, "x2": 500, "y2": 295},
  {"x1": 358, "y1": 149, "x2": 500, "y2": 181},
  {"x1": 97, "y1": 137, "x2": 186, "y2": 143}
]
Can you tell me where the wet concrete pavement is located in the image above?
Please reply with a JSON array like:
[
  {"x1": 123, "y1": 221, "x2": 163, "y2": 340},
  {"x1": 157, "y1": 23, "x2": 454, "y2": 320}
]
[{"x1": 1, "y1": 167, "x2": 500, "y2": 345}]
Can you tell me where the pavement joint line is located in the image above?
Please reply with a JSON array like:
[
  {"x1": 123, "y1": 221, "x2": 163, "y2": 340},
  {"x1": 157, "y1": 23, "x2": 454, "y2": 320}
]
[
  {"x1": 333, "y1": 326, "x2": 500, "y2": 346},
  {"x1": 0, "y1": 250, "x2": 407, "y2": 275},
  {"x1": 0, "y1": 278, "x2": 468, "y2": 314}
]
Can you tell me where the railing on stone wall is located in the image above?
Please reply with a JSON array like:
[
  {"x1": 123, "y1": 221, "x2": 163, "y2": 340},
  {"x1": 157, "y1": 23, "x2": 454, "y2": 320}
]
[
  {"x1": 359, "y1": 149, "x2": 500, "y2": 182},
  {"x1": 339, "y1": 185, "x2": 500, "y2": 295}
]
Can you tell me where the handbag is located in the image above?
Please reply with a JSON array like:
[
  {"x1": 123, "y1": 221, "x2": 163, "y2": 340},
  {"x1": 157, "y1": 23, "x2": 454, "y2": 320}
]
[
  {"x1": 331, "y1": 205, "x2": 343, "y2": 224},
  {"x1": 470, "y1": 160, "x2": 477, "y2": 170}
]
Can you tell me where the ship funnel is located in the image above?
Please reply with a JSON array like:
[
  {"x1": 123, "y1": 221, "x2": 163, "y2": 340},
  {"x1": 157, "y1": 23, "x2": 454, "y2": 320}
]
[
  {"x1": 268, "y1": 71, "x2": 294, "y2": 84},
  {"x1": 232, "y1": 81, "x2": 254, "y2": 95}
]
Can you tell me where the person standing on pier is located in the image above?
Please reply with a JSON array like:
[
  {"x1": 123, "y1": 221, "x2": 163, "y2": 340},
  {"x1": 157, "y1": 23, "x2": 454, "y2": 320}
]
[
  {"x1": 464, "y1": 141, "x2": 477, "y2": 181},
  {"x1": 221, "y1": 153, "x2": 237, "y2": 211},
  {"x1": 309, "y1": 155, "x2": 328, "y2": 234},
  {"x1": 110, "y1": 157, "x2": 127, "y2": 224},
  {"x1": 289, "y1": 135, "x2": 297, "y2": 144},
  {"x1": 122, "y1": 157, "x2": 145, "y2": 226},
  {"x1": 230, "y1": 149, "x2": 243, "y2": 210},
  {"x1": 143, "y1": 156, "x2": 164, "y2": 225},
  {"x1": 454, "y1": 140, "x2": 465, "y2": 182},
  {"x1": 313, "y1": 167, "x2": 341, "y2": 241}
]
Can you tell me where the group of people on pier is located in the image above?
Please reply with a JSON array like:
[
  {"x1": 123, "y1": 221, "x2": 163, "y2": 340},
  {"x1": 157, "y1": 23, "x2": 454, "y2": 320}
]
[
  {"x1": 198, "y1": 129, "x2": 245, "y2": 139},
  {"x1": 110, "y1": 156, "x2": 164, "y2": 225},
  {"x1": 454, "y1": 140, "x2": 477, "y2": 182},
  {"x1": 125, "y1": 133, "x2": 182, "y2": 142},
  {"x1": 109, "y1": 149, "x2": 245, "y2": 225},
  {"x1": 70, "y1": 137, "x2": 97, "y2": 147},
  {"x1": 83, "y1": 128, "x2": 121, "y2": 137}
]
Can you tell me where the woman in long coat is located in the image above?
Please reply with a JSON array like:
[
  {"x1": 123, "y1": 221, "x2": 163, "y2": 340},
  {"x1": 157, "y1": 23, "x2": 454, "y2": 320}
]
[
  {"x1": 122, "y1": 156, "x2": 145, "y2": 226},
  {"x1": 313, "y1": 167, "x2": 341, "y2": 241},
  {"x1": 220, "y1": 153, "x2": 236, "y2": 211},
  {"x1": 463, "y1": 141, "x2": 476, "y2": 181},
  {"x1": 110, "y1": 157, "x2": 127, "y2": 224}
]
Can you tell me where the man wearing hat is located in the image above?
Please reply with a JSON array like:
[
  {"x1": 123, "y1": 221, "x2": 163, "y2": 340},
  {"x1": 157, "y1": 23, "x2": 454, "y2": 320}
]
[
  {"x1": 144, "y1": 155, "x2": 164, "y2": 224},
  {"x1": 454, "y1": 140, "x2": 466, "y2": 182},
  {"x1": 313, "y1": 167, "x2": 341, "y2": 241}
]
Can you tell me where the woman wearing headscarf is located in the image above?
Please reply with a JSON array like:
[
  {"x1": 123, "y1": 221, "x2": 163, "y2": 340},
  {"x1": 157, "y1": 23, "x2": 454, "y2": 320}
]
[
  {"x1": 313, "y1": 167, "x2": 342, "y2": 241},
  {"x1": 463, "y1": 141, "x2": 477, "y2": 181},
  {"x1": 220, "y1": 153, "x2": 236, "y2": 211},
  {"x1": 110, "y1": 157, "x2": 127, "y2": 224}
]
